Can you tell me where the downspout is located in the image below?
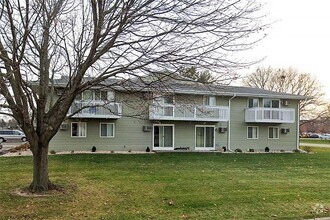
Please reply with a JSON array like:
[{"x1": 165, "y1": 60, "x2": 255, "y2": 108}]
[
  {"x1": 227, "y1": 94, "x2": 236, "y2": 152},
  {"x1": 296, "y1": 99, "x2": 304, "y2": 151}
]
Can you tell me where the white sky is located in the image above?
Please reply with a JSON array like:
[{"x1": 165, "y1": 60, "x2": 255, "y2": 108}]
[{"x1": 239, "y1": 0, "x2": 330, "y2": 101}]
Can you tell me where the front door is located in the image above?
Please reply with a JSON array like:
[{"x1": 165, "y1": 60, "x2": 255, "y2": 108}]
[{"x1": 153, "y1": 125, "x2": 174, "y2": 150}]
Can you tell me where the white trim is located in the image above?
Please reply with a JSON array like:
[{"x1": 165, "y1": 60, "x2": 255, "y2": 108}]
[
  {"x1": 296, "y1": 101, "x2": 301, "y2": 150},
  {"x1": 71, "y1": 122, "x2": 87, "y2": 138},
  {"x1": 247, "y1": 126, "x2": 259, "y2": 139},
  {"x1": 99, "y1": 123, "x2": 115, "y2": 138},
  {"x1": 195, "y1": 125, "x2": 215, "y2": 151},
  {"x1": 268, "y1": 126, "x2": 279, "y2": 139},
  {"x1": 152, "y1": 124, "x2": 175, "y2": 150}
]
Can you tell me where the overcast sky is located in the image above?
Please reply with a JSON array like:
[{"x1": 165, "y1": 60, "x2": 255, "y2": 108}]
[{"x1": 239, "y1": 0, "x2": 330, "y2": 101}]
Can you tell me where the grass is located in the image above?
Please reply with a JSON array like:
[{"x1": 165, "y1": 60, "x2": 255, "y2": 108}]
[
  {"x1": 300, "y1": 138, "x2": 330, "y2": 145},
  {"x1": 0, "y1": 149, "x2": 329, "y2": 219}
]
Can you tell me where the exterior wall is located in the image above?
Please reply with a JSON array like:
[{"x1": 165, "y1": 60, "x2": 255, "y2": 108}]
[
  {"x1": 50, "y1": 91, "x2": 153, "y2": 151},
  {"x1": 153, "y1": 121, "x2": 228, "y2": 150},
  {"x1": 50, "y1": 90, "x2": 300, "y2": 152},
  {"x1": 229, "y1": 97, "x2": 299, "y2": 151},
  {"x1": 50, "y1": 117, "x2": 152, "y2": 151}
]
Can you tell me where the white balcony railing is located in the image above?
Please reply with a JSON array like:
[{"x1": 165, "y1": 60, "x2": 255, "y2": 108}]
[
  {"x1": 149, "y1": 104, "x2": 229, "y2": 122},
  {"x1": 245, "y1": 107, "x2": 295, "y2": 123},
  {"x1": 68, "y1": 101, "x2": 122, "y2": 119}
]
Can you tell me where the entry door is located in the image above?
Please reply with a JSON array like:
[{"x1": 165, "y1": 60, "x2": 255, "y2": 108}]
[
  {"x1": 153, "y1": 125, "x2": 174, "y2": 150},
  {"x1": 195, "y1": 126, "x2": 215, "y2": 151}
]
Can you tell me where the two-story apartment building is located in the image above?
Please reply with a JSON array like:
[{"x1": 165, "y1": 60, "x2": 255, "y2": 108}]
[{"x1": 49, "y1": 77, "x2": 307, "y2": 152}]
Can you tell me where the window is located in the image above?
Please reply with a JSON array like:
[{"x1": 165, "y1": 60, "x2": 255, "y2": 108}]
[
  {"x1": 71, "y1": 122, "x2": 87, "y2": 137},
  {"x1": 268, "y1": 127, "x2": 279, "y2": 139},
  {"x1": 203, "y1": 96, "x2": 216, "y2": 106},
  {"x1": 100, "y1": 123, "x2": 114, "y2": 138},
  {"x1": 76, "y1": 90, "x2": 114, "y2": 101},
  {"x1": 95, "y1": 90, "x2": 115, "y2": 101},
  {"x1": 248, "y1": 98, "x2": 259, "y2": 108},
  {"x1": 153, "y1": 125, "x2": 174, "y2": 149},
  {"x1": 154, "y1": 94, "x2": 174, "y2": 104},
  {"x1": 247, "y1": 126, "x2": 258, "y2": 139},
  {"x1": 263, "y1": 99, "x2": 280, "y2": 108},
  {"x1": 195, "y1": 126, "x2": 215, "y2": 149}
]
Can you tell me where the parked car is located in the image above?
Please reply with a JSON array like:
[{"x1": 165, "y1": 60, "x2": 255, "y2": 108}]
[
  {"x1": 309, "y1": 134, "x2": 320, "y2": 138},
  {"x1": 319, "y1": 134, "x2": 330, "y2": 140},
  {"x1": 0, "y1": 130, "x2": 27, "y2": 142}
]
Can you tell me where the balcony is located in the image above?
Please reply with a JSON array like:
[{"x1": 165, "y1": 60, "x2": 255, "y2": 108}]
[
  {"x1": 68, "y1": 101, "x2": 122, "y2": 119},
  {"x1": 149, "y1": 104, "x2": 229, "y2": 122},
  {"x1": 245, "y1": 107, "x2": 295, "y2": 123}
]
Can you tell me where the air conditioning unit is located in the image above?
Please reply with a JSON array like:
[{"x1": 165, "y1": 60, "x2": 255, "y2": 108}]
[
  {"x1": 142, "y1": 125, "x2": 152, "y2": 132},
  {"x1": 281, "y1": 128, "x2": 290, "y2": 134},
  {"x1": 282, "y1": 100, "x2": 290, "y2": 106},
  {"x1": 60, "y1": 123, "x2": 69, "y2": 130},
  {"x1": 219, "y1": 127, "x2": 228, "y2": 133}
]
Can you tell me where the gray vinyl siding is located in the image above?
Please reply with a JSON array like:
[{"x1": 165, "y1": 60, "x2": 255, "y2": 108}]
[
  {"x1": 160, "y1": 121, "x2": 227, "y2": 150},
  {"x1": 50, "y1": 91, "x2": 300, "y2": 152},
  {"x1": 229, "y1": 97, "x2": 299, "y2": 151},
  {"x1": 50, "y1": 117, "x2": 153, "y2": 151}
]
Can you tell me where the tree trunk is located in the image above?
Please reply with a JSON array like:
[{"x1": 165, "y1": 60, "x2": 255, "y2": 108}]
[{"x1": 29, "y1": 144, "x2": 55, "y2": 192}]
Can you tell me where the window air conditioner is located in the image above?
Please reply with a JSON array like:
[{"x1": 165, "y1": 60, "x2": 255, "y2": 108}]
[
  {"x1": 281, "y1": 128, "x2": 290, "y2": 134},
  {"x1": 219, "y1": 127, "x2": 228, "y2": 133}
]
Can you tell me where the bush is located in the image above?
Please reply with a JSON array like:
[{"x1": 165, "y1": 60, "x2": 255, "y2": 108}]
[
  {"x1": 49, "y1": 150, "x2": 56, "y2": 155},
  {"x1": 248, "y1": 149, "x2": 254, "y2": 152},
  {"x1": 265, "y1": 147, "x2": 270, "y2": 152},
  {"x1": 235, "y1": 148, "x2": 242, "y2": 153},
  {"x1": 146, "y1": 146, "x2": 150, "y2": 152},
  {"x1": 221, "y1": 146, "x2": 226, "y2": 152},
  {"x1": 91, "y1": 146, "x2": 96, "y2": 152},
  {"x1": 301, "y1": 146, "x2": 312, "y2": 153}
]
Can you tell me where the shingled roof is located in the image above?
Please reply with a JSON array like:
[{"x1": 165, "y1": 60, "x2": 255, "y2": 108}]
[{"x1": 52, "y1": 75, "x2": 309, "y2": 100}]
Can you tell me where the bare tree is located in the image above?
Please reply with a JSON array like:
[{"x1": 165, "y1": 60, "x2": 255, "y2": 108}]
[
  {"x1": 179, "y1": 66, "x2": 238, "y2": 84},
  {"x1": 0, "y1": 0, "x2": 266, "y2": 192},
  {"x1": 242, "y1": 66, "x2": 327, "y2": 120}
]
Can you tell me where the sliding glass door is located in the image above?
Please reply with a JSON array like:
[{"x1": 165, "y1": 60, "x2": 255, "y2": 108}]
[
  {"x1": 195, "y1": 126, "x2": 215, "y2": 150},
  {"x1": 153, "y1": 125, "x2": 174, "y2": 150}
]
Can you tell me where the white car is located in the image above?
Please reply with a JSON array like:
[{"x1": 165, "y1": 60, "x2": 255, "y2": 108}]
[
  {"x1": 0, "y1": 130, "x2": 27, "y2": 142},
  {"x1": 319, "y1": 134, "x2": 330, "y2": 140}
]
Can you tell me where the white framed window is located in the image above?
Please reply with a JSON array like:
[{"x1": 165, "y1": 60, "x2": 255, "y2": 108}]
[
  {"x1": 154, "y1": 94, "x2": 175, "y2": 105},
  {"x1": 247, "y1": 126, "x2": 259, "y2": 139},
  {"x1": 100, "y1": 123, "x2": 115, "y2": 138},
  {"x1": 203, "y1": 96, "x2": 216, "y2": 106},
  {"x1": 76, "y1": 90, "x2": 115, "y2": 101},
  {"x1": 71, "y1": 122, "x2": 87, "y2": 137},
  {"x1": 195, "y1": 125, "x2": 215, "y2": 150},
  {"x1": 268, "y1": 127, "x2": 279, "y2": 139},
  {"x1": 95, "y1": 90, "x2": 115, "y2": 101},
  {"x1": 263, "y1": 99, "x2": 280, "y2": 108},
  {"x1": 248, "y1": 98, "x2": 259, "y2": 108}
]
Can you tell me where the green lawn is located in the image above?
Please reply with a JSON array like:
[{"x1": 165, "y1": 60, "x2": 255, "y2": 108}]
[
  {"x1": 0, "y1": 149, "x2": 329, "y2": 219},
  {"x1": 300, "y1": 138, "x2": 330, "y2": 145}
]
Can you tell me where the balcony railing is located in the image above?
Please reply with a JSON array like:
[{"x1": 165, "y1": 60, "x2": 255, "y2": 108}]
[
  {"x1": 68, "y1": 101, "x2": 122, "y2": 119},
  {"x1": 149, "y1": 104, "x2": 229, "y2": 122},
  {"x1": 245, "y1": 107, "x2": 295, "y2": 123}
]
